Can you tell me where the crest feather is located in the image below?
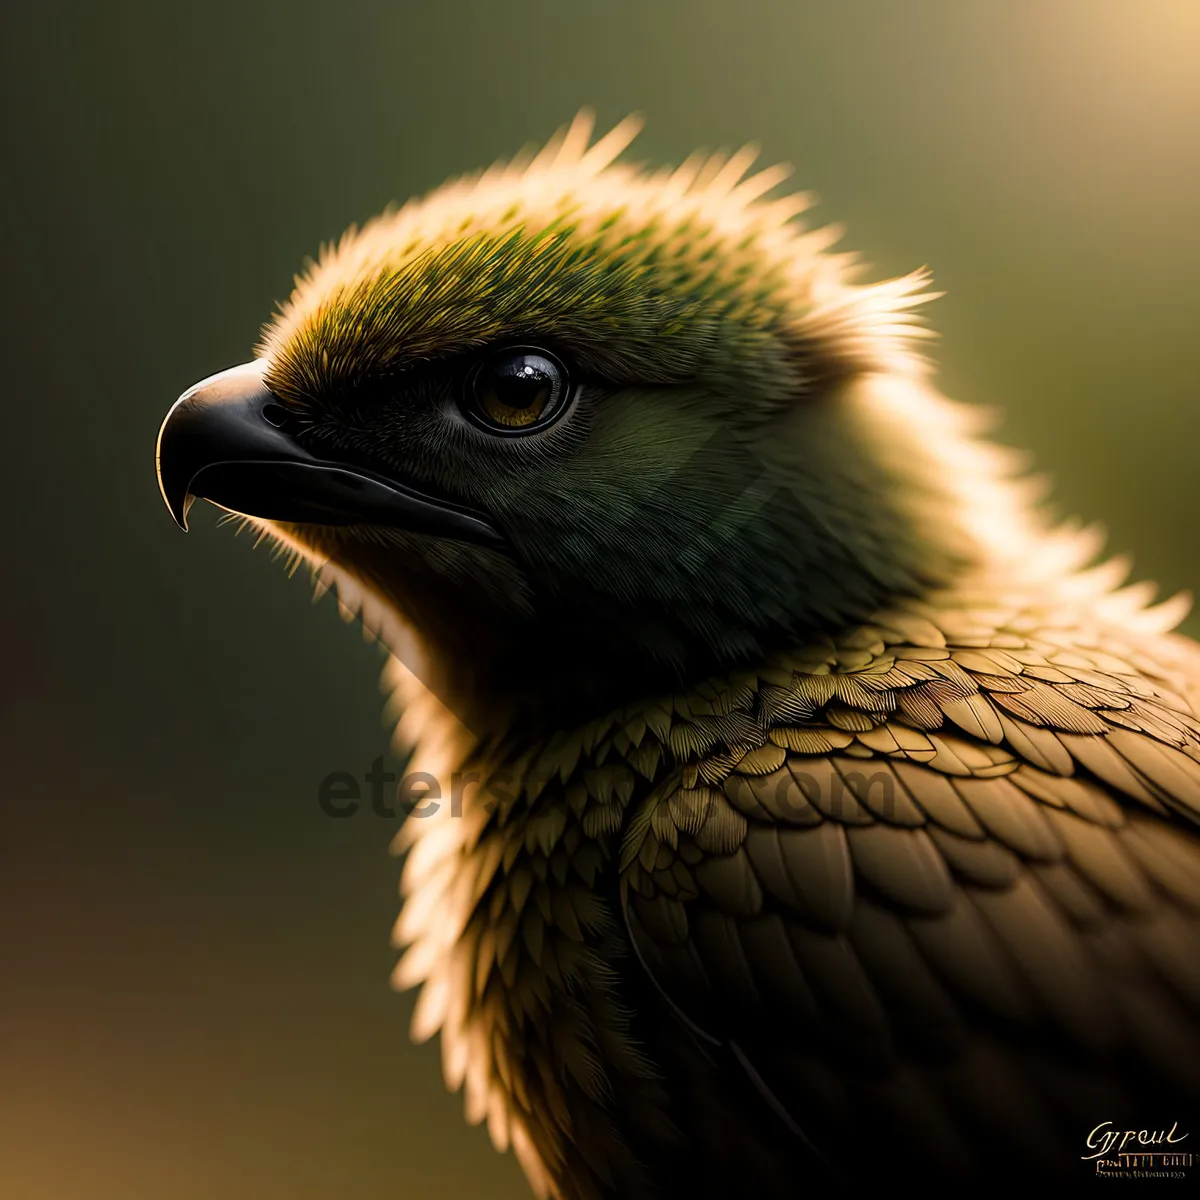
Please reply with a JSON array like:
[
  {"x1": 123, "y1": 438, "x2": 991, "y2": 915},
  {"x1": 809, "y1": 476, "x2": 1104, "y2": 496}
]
[{"x1": 259, "y1": 116, "x2": 937, "y2": 402}]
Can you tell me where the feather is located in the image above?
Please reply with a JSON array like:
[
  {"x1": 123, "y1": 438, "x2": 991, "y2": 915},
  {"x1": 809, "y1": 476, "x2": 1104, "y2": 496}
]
[
  {"x1": 737, "y1": 914, "x2": 822, "y2": 1020},
  {"x1": 724, "y1": 765, "x2": 824, "y2": 826},
  {"x1": 1027, "y1": 863, "x2": 1107, "y2": 928},
  {"x1": 846, "y1": 825, "x2": 955, "y2": 915},
  {"x1": 1041, "y1": 808, "x2": 1155, "y2": 914},
  {"x1": 731, "y1": 743, "x2": 788, "y2": 776},
  {"x1": 1120, "y1": 817, "x2": 1200, "y2": 911},
  {"x1": 952, "y1": 776, "x2": 1062, "y2": 863},
  {"x1": 1106, "y1": 729, "x2": 1200, "y2": 820},
  {"x1": 771, "y1": 824, "x2": 856, "y2": 932},
  {"x1": 1008, "y1": 764, "x2": 1126, "y2": 827},
  {"x1": 906, "y1": 896, "x2": 1033, "y2": 1023},
  {"x1": 1138, "y1": 907, "x2": 1200, "y2": 1013},
  {"x1": 744, "y1": 824, "x2": 812, "y2": 912},
  {"x1": 694, "y1": 849, "x2": 765, "y2": 916},
  {"x1": 630, "y1": 894, "x2": 690, "y2": 945},
  {"x1": 927, "y1": 825, "x2": 1022, "y2": 889},
  {"x1": 847, "y1": 899, "x2": 967, "y2": 1054},
  {"x1": 892, "y1": 761, "x2": 985, "y2": 838},
  {"x1": 951, "y1": 648, "x2": 1026, "y2": 676},
  {"x1": 970, "y1": 876, "x2": 1118, "y2": 1051},
  {"x1": 794, "y1": 757, "x2": 875, "y2": 825},
  {"x1": 782, "y1": 926, "x2": 896, "y2": 1069},
  {"x1": 769, "y1": 726, "x2": 853, "y2": 754},
  {"x1": 940, "y1": 692, "x2": 1005, "y2": 744},
  {"x1": 897, "y1": 687, "x2": 947, "y2": 730},
  {"x1": 845, "y1": 759, "x2": 926, "y2": 826},
  {"x1": 994, "y1": 712, "x2": 1075, "y2": 775},
  {"x1": 692, "y1": 791, "x2": 749, "y2": 855},
  {"x1": 689, "y1": 910, "x2": 761, "y2": 1010}
]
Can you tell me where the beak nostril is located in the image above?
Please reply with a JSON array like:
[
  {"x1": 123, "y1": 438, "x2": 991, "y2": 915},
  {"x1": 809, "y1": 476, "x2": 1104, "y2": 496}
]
[{"x1": 261, "y1": 402, "x2": 290, "y2": 429}]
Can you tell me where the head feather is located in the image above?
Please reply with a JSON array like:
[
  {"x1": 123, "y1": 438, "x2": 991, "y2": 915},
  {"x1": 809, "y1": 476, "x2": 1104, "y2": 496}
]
[{"x1": 259, "y1": 114, "x2": 936, "y2": 408}]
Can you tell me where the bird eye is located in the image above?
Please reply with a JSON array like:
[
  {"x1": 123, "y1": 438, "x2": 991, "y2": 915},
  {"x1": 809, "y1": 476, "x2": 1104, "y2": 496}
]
[{"x1": 466, "y1": 347, "x2": 570, "y2": 433}]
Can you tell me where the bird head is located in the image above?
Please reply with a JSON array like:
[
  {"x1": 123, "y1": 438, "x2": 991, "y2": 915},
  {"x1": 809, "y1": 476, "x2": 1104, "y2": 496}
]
[{"x1": 157, "y1": 114, "x2": 1025, "y2": 734}]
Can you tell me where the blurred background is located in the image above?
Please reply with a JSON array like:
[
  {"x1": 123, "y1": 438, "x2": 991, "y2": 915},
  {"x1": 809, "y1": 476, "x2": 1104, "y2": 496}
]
[{"x1": 1, "y1": 1, "x2": 1198, "y2": 1196}]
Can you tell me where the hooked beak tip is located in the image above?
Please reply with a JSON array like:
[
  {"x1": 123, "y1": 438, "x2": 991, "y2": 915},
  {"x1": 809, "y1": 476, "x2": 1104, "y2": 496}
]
[
  {"x1": 156, "y1": 361, "x2": 271, "y2": 533},
  {"x1": 156, "y1": 439, "x2": 195, "y2": 530},
  {"x1": 170, "y1": 493, "x2": 195, "y2": 532}
]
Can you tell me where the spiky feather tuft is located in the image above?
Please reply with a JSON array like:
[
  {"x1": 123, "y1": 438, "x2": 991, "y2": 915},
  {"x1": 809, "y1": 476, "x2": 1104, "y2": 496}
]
[{"x1": 259, "y1": 111, "x2": 935, "y2": 409}]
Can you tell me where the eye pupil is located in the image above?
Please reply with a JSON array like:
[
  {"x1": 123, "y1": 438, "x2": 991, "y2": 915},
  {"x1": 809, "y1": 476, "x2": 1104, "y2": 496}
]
[
  {"x1": 469, "y1": 348, "x2": 569, "y2": 432},
  {"x1": 492, "y1": 367, "x2": 548, "y2": 411}
]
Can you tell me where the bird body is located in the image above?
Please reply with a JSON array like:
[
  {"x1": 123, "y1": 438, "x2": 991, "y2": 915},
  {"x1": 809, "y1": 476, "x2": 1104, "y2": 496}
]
[
  {"x1": 157, "y1": 115, "x2": 1200, "y2": 1196},
  {"x1": 380, "y1": 530, "x2": 1200, "y2": 1198}
]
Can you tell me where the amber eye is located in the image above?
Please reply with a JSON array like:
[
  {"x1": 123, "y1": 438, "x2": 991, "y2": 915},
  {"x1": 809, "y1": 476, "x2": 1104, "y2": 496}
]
[{"x1": 466, "y1": 347, "x2": 570, "y2": 433}]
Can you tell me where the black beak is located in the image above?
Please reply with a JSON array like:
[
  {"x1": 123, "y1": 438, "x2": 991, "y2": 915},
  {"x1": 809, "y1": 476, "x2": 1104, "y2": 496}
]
[{"x1": 155, "y1": 360, "x2": 504, "y2": 547}]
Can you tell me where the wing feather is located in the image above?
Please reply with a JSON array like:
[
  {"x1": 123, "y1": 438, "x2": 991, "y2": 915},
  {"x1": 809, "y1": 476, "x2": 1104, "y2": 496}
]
[{"x1": 620, "y1": 594, "x2": 1200, "y2": 1177}]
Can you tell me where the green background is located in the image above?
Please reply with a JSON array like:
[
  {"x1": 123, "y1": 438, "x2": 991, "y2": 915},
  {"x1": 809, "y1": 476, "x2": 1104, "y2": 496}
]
[{"x1": 2, "y1": 2, "x2": 1198, "y2": 1196}]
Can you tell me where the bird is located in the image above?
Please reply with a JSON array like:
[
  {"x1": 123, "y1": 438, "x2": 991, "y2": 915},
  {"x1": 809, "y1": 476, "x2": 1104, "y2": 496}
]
[{"x1": 156, "y1": 112, "x2": 1200, "y2": 1197}]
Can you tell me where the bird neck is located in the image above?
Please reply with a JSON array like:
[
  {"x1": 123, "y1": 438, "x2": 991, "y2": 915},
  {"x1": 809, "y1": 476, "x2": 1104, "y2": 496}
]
[
  {"x1": 430, "y1": 376, "x2": 1043, "y2": 739},
  {"x1": 318, "y1": 372, "x2": 1046, "y2": 744}
]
